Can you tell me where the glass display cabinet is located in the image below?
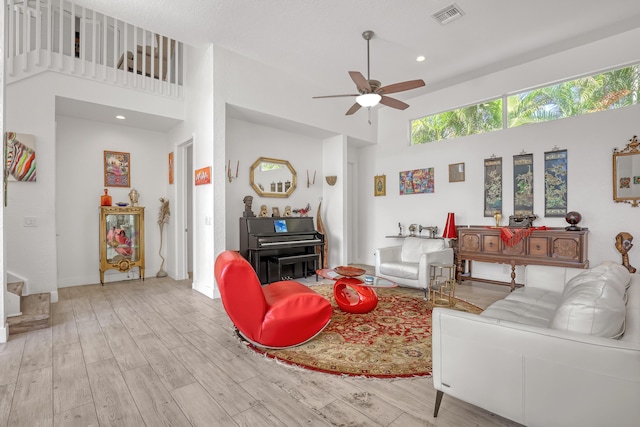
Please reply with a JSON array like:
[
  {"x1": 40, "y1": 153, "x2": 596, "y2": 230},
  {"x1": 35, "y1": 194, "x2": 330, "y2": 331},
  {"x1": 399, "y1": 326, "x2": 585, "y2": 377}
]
[{"x1": 99, "y1": 206, "x2": 145, "y2": 284}]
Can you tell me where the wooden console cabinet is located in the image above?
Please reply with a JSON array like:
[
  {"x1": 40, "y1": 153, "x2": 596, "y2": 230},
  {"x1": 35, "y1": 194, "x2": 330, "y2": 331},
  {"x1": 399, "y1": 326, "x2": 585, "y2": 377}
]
[{"x1": 457, "y1": 226, "x2": 588, "y2": 290}]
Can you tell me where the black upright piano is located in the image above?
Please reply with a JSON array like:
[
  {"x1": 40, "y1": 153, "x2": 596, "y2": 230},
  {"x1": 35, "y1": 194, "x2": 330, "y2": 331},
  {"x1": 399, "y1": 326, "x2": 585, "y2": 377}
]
[{"x1": 239, "y1": 216, "x2": 325, "y2": 283}]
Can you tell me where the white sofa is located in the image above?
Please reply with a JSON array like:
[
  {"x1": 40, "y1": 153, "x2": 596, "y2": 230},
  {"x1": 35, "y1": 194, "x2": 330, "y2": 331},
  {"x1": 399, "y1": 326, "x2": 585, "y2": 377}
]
[
  {"x1": 374, "y1": 237, "x2": 454, "y2": 295},
  {"x1": 432, "y1": 261, "x2": 640, "y2": 427}
]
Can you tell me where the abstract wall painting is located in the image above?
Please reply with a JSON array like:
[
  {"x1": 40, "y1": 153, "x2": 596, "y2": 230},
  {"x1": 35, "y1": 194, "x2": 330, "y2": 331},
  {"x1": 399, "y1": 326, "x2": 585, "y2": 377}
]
[
  {"x1": 5, "y1": 132, "x2": 37, "y2": 182},
  {"x1": 104, "y1": 151, "x2": 130, "y2": 187},
  {"x1": 484, "y1": 157, "x2": 502, "y2": 217},
  {"x1": 399, "y1": 168, "x2": 434, "y2": 195},
  {"x1": 195, "y1": 166, "x2": 211, "y2": 185},
  {"x1": 544, "y1": 149, "x2": 568, "y2": 217},
  {"x1": 513, "y1": 153, "x2": 534, "y2": 216}
]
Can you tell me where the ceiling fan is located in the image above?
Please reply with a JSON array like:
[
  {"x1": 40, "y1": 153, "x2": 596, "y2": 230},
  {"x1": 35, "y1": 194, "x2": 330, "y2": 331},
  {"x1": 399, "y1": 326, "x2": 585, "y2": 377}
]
[{"x1": 313, "y1": 30, "x2": 425, "y2": 116}]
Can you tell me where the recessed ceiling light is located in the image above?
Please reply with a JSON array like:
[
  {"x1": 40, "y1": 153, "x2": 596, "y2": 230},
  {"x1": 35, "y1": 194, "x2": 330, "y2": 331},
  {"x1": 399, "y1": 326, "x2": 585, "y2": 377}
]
[
  {"x1": 416, "y1": 55, "x2": 426, "y2": 62},
  {"x1": 116, "y1": 115, "x2": 126, "y2": 120}
]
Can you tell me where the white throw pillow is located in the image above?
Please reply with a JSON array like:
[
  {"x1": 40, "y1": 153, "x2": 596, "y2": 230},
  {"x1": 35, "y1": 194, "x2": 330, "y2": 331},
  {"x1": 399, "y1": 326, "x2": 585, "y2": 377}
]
[{"x1": 551, "y1": 279, "x2": 626, "y2": 338}]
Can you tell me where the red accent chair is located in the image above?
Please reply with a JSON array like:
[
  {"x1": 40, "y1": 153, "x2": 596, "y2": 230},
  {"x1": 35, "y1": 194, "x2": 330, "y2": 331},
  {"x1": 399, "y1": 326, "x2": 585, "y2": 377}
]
[{"x1": 214, "y1": 250, "x2": 332, "y2": 349}]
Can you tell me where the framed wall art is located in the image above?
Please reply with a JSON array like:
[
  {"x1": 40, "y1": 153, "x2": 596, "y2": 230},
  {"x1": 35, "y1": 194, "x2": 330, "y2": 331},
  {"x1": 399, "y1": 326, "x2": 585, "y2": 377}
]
[
  {"x1": 168, "y1": 152, "x2": 174, "y2": 185},
  {"x1": 5, "y1": 132, "x2": 37, "y2": 182},
  {"x1": 544, "y1": 149, "x2": 568, "y2": 217},
  {"x1": 399, "y1": 168, "x2": 434, "y2": 195},
  {"x1": 484, "y1": 157, "x2": 502, "y2": 217},
  {"x1": 448, "y1": 162, "x2": 465, "y2": 182},
  {"x1": 195, "y1": 166, "x2": 211, "y2": 185},
  {"x1": 513, "y1": 153, "x2": 534, "y2": 216},
  {"x1": 374, "y1": 174, "x2": 386, "y2": 196},
  {"x1": 104, "y1": 150, "x2": 130, "y2": 187}
]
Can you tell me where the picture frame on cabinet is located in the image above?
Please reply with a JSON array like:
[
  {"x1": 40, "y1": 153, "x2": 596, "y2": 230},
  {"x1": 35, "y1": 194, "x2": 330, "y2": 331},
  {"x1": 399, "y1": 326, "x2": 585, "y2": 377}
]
[
  {"x1": 104, "y1": 150, "x2": 130, "y2": 187},
  {"x1": 374, "y1": 174, "x2": 386, "y2": 196}
]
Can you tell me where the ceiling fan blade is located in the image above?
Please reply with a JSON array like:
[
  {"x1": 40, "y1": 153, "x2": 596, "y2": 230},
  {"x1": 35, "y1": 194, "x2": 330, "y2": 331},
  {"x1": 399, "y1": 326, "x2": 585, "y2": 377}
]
[
  {"x1": 312, "y1": 94, "x2": 359, "y2": 99},
  {"x1": 380, "y1": 96, "x2": 409, "y2": 110},
  {"x1": 349, "y1": 71, "x2": 371, "y2": 93},
  {"x1": 377, "y1": 79, "x2": 425, "y2": 95},
  {"x1": 345, "y1": 103, "x2": 362, "y2": 115}
]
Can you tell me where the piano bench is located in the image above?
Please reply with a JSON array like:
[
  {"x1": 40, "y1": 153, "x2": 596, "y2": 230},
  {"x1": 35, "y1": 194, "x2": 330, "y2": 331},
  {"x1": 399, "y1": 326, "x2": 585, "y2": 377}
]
[{"x1": 266, "y1": 254, "x2": 320, "y2": 283}]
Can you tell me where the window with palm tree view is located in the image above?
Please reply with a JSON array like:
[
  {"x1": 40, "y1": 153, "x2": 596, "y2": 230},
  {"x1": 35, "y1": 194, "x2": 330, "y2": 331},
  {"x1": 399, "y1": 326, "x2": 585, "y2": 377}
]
[{"x1": 411, "y1": 64, "x2": 640, "y2": 145}]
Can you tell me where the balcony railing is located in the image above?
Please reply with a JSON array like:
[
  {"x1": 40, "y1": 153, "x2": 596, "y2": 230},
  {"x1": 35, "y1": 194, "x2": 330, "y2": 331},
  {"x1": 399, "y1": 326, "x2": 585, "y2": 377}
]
[{"x1": 5, "y1": 0, "x2": 184, "y2": 98}]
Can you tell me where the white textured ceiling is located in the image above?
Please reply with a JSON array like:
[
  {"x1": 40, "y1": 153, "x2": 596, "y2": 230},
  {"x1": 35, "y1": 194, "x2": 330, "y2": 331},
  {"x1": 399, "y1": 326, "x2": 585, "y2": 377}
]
[{"x1": 65, "y1": 0, "x2": 640, "y2": 125}]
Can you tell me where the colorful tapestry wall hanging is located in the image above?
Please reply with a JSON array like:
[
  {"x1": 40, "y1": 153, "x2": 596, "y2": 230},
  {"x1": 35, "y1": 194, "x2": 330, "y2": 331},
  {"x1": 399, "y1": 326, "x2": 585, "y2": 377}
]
[
  {"x1": 513, "y1": 153, "x2": 534, "y2": 216},
  {"x1": 544, "y1": 149, "x2": 568, "y2": 217},
  {"x1": 484, "y1": 157, "x2": 502, "y2": 217},
  {"x1": 399, "y1": 168, "x2": 434, "y2": 195}
]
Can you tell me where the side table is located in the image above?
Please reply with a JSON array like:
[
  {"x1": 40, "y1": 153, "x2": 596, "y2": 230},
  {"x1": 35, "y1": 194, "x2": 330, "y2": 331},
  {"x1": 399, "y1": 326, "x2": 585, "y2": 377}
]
[{"x1": 429, "y1": 263, "x2": 457, "y2": 307}]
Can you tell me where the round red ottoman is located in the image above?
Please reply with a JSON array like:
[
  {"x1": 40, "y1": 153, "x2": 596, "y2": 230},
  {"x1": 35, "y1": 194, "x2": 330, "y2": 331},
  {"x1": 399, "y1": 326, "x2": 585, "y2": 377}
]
[{"x1": 333, "y1": 277, "x2": 378, "y2": 314}]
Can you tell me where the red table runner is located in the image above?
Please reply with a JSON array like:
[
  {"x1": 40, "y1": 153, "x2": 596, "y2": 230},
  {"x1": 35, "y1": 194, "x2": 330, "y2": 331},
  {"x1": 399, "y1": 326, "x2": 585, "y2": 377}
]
[{"x1": 499, "y1": 226, "x2": 548, "y2": 247}]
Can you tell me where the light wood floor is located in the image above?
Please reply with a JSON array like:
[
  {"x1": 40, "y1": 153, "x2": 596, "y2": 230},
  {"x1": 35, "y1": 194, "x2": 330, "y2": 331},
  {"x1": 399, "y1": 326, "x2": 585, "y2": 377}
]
[{"x1": 0, "y1": 273, "x2": 522, "y2": 427}]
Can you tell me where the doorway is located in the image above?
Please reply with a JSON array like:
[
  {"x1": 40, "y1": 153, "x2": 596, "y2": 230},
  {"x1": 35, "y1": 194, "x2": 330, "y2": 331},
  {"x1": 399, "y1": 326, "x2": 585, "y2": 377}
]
[{"x1": 175, "y1": 140, "x2": 193, "y2": 280}]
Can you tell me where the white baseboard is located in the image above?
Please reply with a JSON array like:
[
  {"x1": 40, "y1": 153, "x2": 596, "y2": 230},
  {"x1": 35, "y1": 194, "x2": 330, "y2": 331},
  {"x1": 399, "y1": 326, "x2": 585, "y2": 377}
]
[
  {"x1": 192, "y1": 279, "x2": 217, "y2": 299},
  {"x1": 0, "y1": 323, "x2": 8, "y2": 344}
]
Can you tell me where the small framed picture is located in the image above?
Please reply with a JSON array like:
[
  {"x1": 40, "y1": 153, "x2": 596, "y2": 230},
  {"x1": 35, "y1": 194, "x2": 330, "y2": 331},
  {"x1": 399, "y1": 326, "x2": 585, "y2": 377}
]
[
  {"x1": 272, "y1": 207, "x2": 281, "y2": 217},
  {"x1": 374, "y1": 174, "x2": 386, "y2": 196},
  {"x1": 104, "y1": 151, "x2": 130, "y2": 187},
  {"x1": 449, "y1": 162, "x2": 465, "y2": 182}
]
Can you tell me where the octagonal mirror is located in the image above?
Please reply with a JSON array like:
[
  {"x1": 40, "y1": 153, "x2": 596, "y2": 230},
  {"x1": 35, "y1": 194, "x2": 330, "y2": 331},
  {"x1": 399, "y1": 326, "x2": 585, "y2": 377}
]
[{"x1": 250, "y1": 157, "x2": 297, "y2": 198}]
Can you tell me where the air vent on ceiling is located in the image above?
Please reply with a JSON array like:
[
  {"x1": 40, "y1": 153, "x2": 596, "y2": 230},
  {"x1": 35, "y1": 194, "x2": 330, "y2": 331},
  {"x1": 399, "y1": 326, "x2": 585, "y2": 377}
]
[{"x1": 432, "y1": 3, "x2": 465, "y2": 25}]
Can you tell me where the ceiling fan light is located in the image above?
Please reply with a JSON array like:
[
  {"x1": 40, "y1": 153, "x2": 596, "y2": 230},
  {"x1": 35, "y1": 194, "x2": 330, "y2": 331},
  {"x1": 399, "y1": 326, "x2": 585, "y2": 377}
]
[{"x1": 356, "y1": 93, "x2": 382, "y2": 107}]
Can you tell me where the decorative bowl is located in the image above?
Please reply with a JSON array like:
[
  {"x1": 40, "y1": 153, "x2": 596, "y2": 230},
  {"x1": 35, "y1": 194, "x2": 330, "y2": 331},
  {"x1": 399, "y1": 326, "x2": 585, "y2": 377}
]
[
  {"x1": 116, "y1": 202, "x2": 129, "y2": 207},
  {"x1": 334, "y1": 266, "x2": 366, "y2": 277}
]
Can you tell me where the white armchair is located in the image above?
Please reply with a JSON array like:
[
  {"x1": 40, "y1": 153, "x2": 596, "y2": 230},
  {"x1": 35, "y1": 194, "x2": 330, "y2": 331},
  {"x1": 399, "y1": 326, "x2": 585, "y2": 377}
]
[{"x1": 375, "y1": 237, "x2": 454, "y2": 295}]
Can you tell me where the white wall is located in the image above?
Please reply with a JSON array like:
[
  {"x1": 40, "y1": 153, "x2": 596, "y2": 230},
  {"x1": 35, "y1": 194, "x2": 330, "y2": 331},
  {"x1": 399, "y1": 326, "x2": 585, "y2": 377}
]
[
  {"x1": 224, "y1": 118, "x2": 324, "y2": 250},
  {"x1": 359, "y1": 26, "x2": 640, "y2": 282},
  {"x1": 167, "y1": 44, "x2": 215, "y2": 297},
  {"x1": 55, "y1": 115, "x2": 168, "y2": 286}
]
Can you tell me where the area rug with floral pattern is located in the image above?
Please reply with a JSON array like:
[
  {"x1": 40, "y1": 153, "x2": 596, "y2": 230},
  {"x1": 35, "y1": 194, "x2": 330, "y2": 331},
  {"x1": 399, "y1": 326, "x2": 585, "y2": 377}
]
[{"x1": 246, "y1": 284, "x2": 483, "y2": 378}]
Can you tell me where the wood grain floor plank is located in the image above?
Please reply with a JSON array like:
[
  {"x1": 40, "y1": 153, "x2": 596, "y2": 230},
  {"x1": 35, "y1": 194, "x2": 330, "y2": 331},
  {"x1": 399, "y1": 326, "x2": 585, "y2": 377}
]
[
  {"x1": 171, "y1": 343, "x2": 257, "y2": 416},
  {"x1": 113, "y1": 306, "x2": 153, "y2": 337},
  {"x1": 101, "y1": 323, "x2": 148, "y2": 371},
  {"x1": 140, "y1": 310, "x2": 190, "y2": 348},
  {"x1": 52, "y1": 310, "x2": 79, "y2": 348},
  {"x1": 0, "y1": 383, "x2": 15, "y2": 427},
  {"x1": 171, "y1": 382, "x2": 237, "y2": 426},
  {"x1": 86, "y1": 358, "x2": 145, "y2": 426},
  {"x1": 9, "y1": 367, "x2": 53, "y2": 426},
  {"x1": 232, "y1": 403, "x2": 287, "y2": 427},
  {"x1": 134, "y1": 333, "x2": 195, "y2": 390},
  {"x1": 122, "y1": 365, "x2": 192, "y2": 427},
  {"x1": 182, "y1": 329, "x2": 261, "y2": 383},
  {"x1": 53, "y1": 402, "x2": 99, "y2": 427},
  {"x1": 53, "y1": 342, "x2": 93, "y2": 414},
  {"x1": 0, "y1": 348, "x2": 22, "y2": 386},
  {"x1": 76, "y1": 319, "x2": 114, "y2": 364},
  {"x1": 72, "y1": 297, "x2": 97, "y2": 323},
  {"x1": 20, "y1": 328, "x2": 52, "y2": 373},
  {"x1": 240, "y1": 374, "x2": 332, "y2": 426}
]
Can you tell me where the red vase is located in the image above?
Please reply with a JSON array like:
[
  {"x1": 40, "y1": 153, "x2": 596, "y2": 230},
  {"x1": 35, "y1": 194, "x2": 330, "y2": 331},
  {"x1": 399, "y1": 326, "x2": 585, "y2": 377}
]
[{"x1": 100, "y1": 189, "x2": 112, "y2": 206}]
